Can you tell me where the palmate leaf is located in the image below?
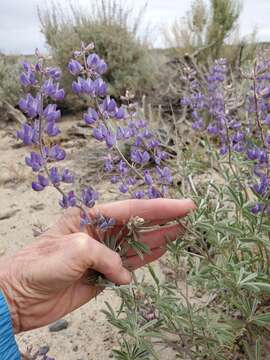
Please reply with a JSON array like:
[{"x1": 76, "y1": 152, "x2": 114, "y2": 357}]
[
  {"x1": 128, "y1": 239, "x2": 150, "y2": 260},
  {"x1": 242, "y1": 281, "x2": 270, "y2": 294},
  {"x1": 252, "y1": 313, "x2": 270, "y2": 327},
  {"x1": 113, "y1": 339, "x2": 150, "y2": 360}
]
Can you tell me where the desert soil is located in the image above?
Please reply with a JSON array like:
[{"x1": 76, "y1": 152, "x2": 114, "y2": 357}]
[{"x1": 0, "y1": 117, "x2": 173, "y2": 360}]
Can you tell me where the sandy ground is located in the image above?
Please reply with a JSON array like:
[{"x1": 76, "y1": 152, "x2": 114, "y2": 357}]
[{"x1": 0, "y1": 118, "x2": 174, "y2": 360}]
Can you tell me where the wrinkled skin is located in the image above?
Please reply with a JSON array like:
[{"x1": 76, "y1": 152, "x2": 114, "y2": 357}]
[{"x1": 0, "y1": 198, "x2": 195, "y2": 333}]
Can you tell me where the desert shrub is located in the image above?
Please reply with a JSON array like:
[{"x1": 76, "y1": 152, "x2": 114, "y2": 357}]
[
  {"x1": 38, "y1": 0, "x2": 158, "y2": 111},
  {"x1": 102, "y1": 58, "x2": 270, "y2": 359},
  {"x1": 164, "y1": 0, "x2": 256, "y2": 67},
  {"x1": 0, "y1": 55, "x2": 22, "y2": 106}
]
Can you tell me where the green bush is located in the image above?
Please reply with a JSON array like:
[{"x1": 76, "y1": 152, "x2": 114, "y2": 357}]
[
  {"x1": 164, "y1": 0, "x2": 256, "y2": 67},
  {"x1": 0, "y1": 55, "x2": 22, "y2": 106},
  {"x1": 39, "y1": 0, "x2": 157, "y2": 111}
]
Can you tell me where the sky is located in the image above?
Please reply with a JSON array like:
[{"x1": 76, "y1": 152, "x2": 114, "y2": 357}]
[{"x1": 0, "y1": 0, "x2": 270, "y2": 54}]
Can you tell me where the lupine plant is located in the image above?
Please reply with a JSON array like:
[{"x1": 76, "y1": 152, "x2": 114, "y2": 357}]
[
  {"x1": 101, "y1": 58, "x2": 270, "y2": 359},
  {"x1": 17, "y1": 44, "x2": 270, "y2": 359},
  {"x1": 17, "y1": 43, "x2": 173, "y2": 277}
]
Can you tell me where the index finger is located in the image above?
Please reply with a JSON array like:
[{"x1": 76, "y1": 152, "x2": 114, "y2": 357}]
[{"x1": 94, "y1": 198, "x2": 196, "y2": 224}]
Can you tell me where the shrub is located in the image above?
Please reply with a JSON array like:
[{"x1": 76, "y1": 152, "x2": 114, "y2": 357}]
[
  {"x1": 164, "y1": 0, "x2": 256, "y2": 67},
  {"x1": 38, "y1": 0, "x2": 157, "y2": 111},
  {"x1": 0, "y1": 55, "x2": 22, "y2": 106}
]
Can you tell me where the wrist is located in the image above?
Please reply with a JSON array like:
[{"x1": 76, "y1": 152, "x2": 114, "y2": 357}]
[{"x1": 0, "y1": 261, "x2": 21, "y2": 334}]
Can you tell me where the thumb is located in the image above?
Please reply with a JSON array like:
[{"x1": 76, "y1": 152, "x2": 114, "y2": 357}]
[{"x1": 67, "y1": 232, "x2": 132, "y2": 285}]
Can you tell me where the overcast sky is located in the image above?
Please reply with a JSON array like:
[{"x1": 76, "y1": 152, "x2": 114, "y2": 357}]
[{"x1": 0, "y1": 0, "x2": 270, "y2": 54}]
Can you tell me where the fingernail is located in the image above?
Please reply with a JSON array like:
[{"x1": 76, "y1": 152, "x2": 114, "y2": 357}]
[
  {"x1": 185, "y1": 199, "x2": 197, "y2": 211},
  {"x1": 119, "y1": 268, "x2": 132, "y2": 284}
]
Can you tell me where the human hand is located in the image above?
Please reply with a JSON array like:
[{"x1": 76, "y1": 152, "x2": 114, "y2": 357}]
[{"x1": 0, "y1": 198, "x2": 195, "y2": 333}]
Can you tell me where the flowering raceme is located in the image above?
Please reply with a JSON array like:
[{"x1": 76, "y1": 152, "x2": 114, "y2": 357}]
[
  {"x1": 67, "y1": 43, "x2": 173, "y2": 200},
  {"x1": 183, "y1": 58, "x2": 270, "y2": 216},
  {"x1": 17, "y1": 48, "x2": 99, "y2": 225}
]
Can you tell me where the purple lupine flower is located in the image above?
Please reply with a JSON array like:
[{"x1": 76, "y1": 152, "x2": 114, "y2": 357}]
[
  {"x1": 119, "y1": 183, "x2": 129, "y2": 193},
  {"x1": 42, "y1": 79, "x2": 65, "y2": 101},
  {"x1": 131, "y1": 150, "x2": 150, "y2": 164},
  {"x1": 46, "y1": 121, "x2": 61, "y2": 137},
  {"x1": 81, "y1": 187, "x2": 99, "y2": 208},
  {"x1": 141, "y1": 129, "x2": 153, "y2": 139},
  {"x1": 118, "y1": 160, "x2": 128, "y2": 175},
  {"x1": 92, "y1": 124, "x2": 107, "y2": 141},
  {"x1": 156, "y1": 167, "x2": 173, "y2": 184},
  {"x1": 19, "y1": 94, "x2": 41, "y2": 118},
  {"x1": 126, "y1": 177, "x2": 136, "y2": 186},
  {"x1": 17, "y1": 123, "x2": 37, "y2": 145},
  {"x1": 49, "y1": 145, "x2": 66, "y2": 161},
  {"x1": 101, "y1": 96, "x2": 117, "y2": 115},
  {"x1": 233, "y1": 143, "x2": 244, "y2": 153},
  {"x1": 105, "y1": 131, "x2": 116, "y2": 148},
  {"x1": 59, "y1": 191, "x2": 77, "y2": 208},
  {"x1": 22, "y1": 61, "x2": 31, "y2": 72},
  {"x1": 32, "y1": 182, "x2": 44, "y2": 191},
  {"x1": 258, "y1": 149, "x2": 268, "y2": 163},
  {"x1": 251, "y1": 203, "x2": 263, "y2": 214},
  {"x1": 116, "y1": 127, "x2": 127, "y2": 140},
  {"x1": 133, "y1": 191, "x2": 145, "y2": 199},
  {"x1": 192, "y1": 119, "x2": 204, "y2": 130},
  {"x1": 207, "y1": 124, "x2": 219, "y2": 135},
  {"x1": 219, "y1": 145, "x2": 228, "y2": 155},
  {"x1": 104, "y1": 158, "x2": 113, "y2": 173},
  {"x1": 96, "y1": 59, "x2": 108, "y2": 75},
  {"x1": 135, "y1": 119, "x2": 147, "y2": 128},
  {"x1": 97, "y1": 216, "x2": 115, "y2": 231},
  {"x1": 45, "y1": 67, "x2": 62, "y2": 81},
  {"x1": 148, "y1": 186, "x2": 162, "y2": 199},
  {"x1": 134, "y1": 135, "x2": 143, "y2": 147},
  {"x1": 111, "y1": 175, "x2": 119, "y2": 184},
  {"x1": 84, "y1": 108, "x2": 98, "y2": 125},
  {"x1": 115, "y1": 107, "x2": 125, "y2": 120},
  {"x1": 87, "y1": 53, "x2": 100, "y2": 69},
  {"x1": 252, "y1": 175, "x2": 269, "y2": 196},
  {"x1": 93, "y1": 78, "x2": 107, "y2": 97},
  {"x1": 62, "y1": 169, "x2": 74, "y2": 183},
  {"x1": 42, "y1": 79, "x2": 56, "y2": 97},
  {"x1": 72, "y1": 79, "x2": 83, "y2": 94},
  {"x1": 81, "y1": 78, "x2": 94, "y2": 95},
  {"x1": 247, "y1": 148, "x2": 258, "y2": 160},
  {"x1": 25, "y1": 152, "x2": 44, "y2": 172},
  {"x1": 20, "y1": 71, "x2": 36, "y2": 87},
  {"x1": 147, "y1": 139, "x2": 160, "y2": 149},
  {"x1": 154, "y1": 149, "x2": 168, "y2": 164},
  {"x1": 86, "y1": 53, "x2": 107, "y2": 75},
  {"x1": 49, "y1": 167, "x2": 62, "y2": 185},
  {"x1": 144, "y1": 170, "x2": 153, "y2": 185},
  {"x1": 44, "y1": 104, "x2": 61, "y2": 122},
  {"x1": 51, "y1": 84, "x2": 65, "y2": 101},
  {"x1": 68, "y1": 59, "x2": 83, "y2": 75},
  {"x1": 32, "y1": 174, "x2": 49, "y2": 192},
  {"x1": 232, "y1": 132, "x2": 245, "y2": 144}
]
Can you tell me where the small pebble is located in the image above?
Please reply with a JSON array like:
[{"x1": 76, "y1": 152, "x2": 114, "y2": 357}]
[
  {"x1": 49, "y1": 319, "x2": 69, "y2": 332},
  {"x1": 38, "y1": 345, "x2": 50, "y2": 355},
  {"x1": 73, "y1": 345, "x2": 78, "y2": 352}
]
